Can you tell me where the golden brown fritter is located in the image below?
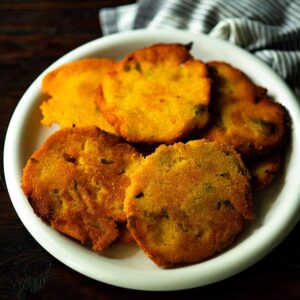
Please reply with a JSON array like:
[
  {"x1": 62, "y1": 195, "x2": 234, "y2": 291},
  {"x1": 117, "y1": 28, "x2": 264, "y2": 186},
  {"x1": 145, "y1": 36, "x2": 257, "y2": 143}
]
[
  {"x1": 198, "y1": 61, "x2": 288, "y2": 158},
  {"x1": 97, "y1": 43, "x2": 211, "y2": 144},
  {"x1": 41, "y1": 58, "x2": 117, "y2": 134},
  {"x1": 117, "y1": 223, "x2": 135, "y2": 244},
  {"x1": 247, "y1": 152, "x2": 283, "y2": 190},
  {"x1": 124, "y1": 139, "x2": 253, "y2": 267},
  {"x1": 21, "y1": 127, "x2": 142, "y2": 251}
]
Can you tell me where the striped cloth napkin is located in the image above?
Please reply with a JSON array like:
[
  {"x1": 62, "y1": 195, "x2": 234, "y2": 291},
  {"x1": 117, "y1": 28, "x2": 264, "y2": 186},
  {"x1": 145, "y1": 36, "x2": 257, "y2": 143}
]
[{"x1": 99, "y1": 0, "x2": 300, "y2": 98}]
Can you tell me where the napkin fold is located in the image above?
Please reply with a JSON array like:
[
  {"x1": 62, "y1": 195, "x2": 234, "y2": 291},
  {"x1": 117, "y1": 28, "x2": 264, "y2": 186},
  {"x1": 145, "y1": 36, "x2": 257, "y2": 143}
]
[{"x1": 99, "y1": 0, "x2": 300, "y2": 98}]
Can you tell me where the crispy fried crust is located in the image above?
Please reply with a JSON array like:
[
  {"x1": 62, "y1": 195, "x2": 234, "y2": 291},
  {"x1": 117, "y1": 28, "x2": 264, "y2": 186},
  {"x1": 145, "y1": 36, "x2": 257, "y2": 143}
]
[
  {"x1": 117, "y1": 223, "x2": 135, "y2": 244},
  {"x1": 198, "y1": 62, "x2": 288, "y2": 158},
  {"x1": 247, "y1": 152, "x2": 283, "y2": 190},
  {"x1": 21, "y1": 127, "x2": 142, "y2": 251},
  {"x1": 124, "y1": 140, "x2": 253, "y2": 266},
  {"x1": 97, "y1": 43, "x2": 211, "y2": 144},
  {"x1": 41, "y1": 58, "x2": 117, "y2": 134}
]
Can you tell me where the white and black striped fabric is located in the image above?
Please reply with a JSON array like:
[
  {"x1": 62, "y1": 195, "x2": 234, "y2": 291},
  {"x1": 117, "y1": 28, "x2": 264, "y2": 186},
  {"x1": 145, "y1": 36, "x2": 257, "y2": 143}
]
[{"x1": 100, "y1": 0, "x2": 300, "y2": 98}]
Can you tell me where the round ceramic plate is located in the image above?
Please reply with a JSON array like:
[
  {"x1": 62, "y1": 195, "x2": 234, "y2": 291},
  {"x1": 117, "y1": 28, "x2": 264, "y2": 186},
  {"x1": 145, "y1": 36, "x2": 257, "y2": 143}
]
[{"x1": 4, "y1": 29, "x2": 300, "y2": 291}]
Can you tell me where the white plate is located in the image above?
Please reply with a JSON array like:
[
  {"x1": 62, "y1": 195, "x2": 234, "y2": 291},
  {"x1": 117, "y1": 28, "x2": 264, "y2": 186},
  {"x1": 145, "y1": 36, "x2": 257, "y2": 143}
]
[{"x1": 4, "y1": 29, "x2": 300, "y2": 291}]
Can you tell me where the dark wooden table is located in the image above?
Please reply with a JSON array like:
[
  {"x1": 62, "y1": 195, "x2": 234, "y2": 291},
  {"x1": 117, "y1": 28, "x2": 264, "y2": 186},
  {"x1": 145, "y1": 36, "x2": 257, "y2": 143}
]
[{"x1": 1, "y1": 1, "x2": 300, "y2": 299}]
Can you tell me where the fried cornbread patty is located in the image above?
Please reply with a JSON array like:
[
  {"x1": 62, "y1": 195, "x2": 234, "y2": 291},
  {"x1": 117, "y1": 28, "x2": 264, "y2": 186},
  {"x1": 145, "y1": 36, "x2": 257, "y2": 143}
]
[
  {"x1": 199, "y1": 62, "x2": 288, "y2": 158},
  {"x1": 97, "y1": 43, "x2": 211, "y2": 144},
  {"x1": 247, "y1": 152, "x2": 283, "y2": 190},
  {"x1": 41, "y1": 58, "x2": 117, "y2": 134},
  {"x1": 124, "y1": 140, "x2": 253, "y2": 266},
  {"x1": 21, "y1": 127, "x2": 142, "y2": 251}
]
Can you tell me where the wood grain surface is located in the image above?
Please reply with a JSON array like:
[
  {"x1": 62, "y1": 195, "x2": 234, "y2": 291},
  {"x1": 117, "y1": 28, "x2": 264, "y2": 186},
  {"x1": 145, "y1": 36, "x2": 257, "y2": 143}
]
[{"x1": 1, "y1": 1, "x2": 300, "y2": 299}]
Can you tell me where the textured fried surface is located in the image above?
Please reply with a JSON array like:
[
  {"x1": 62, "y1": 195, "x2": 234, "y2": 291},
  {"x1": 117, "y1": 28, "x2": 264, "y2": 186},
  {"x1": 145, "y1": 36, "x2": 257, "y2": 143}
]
[
  {"x1": 41, "y1": 58, "x2": 117, "y2": 134},
  {"x1": 21, "y1": 127, "x2": 142, "y2": 251},
  {"x1": 199, "y1": 62, "x2": 288, "y2": 158},
  {"x1": 124, "y1": 140, "x2": 253, "y2": 266},
  {"x1": 247, "y1": 152, "x2": 283, "y2": 190},
  {"x1": 117, "y1": 223, "x2": 135, "y2": 244},
  {"x1": 97, "y1": 43, "x2": 211, "y2": 144}
]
